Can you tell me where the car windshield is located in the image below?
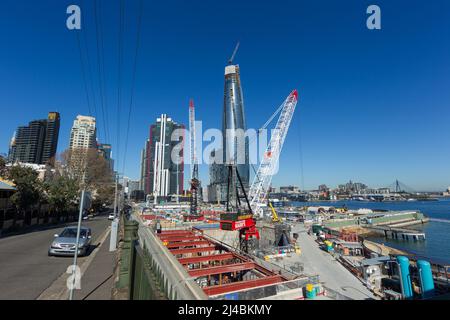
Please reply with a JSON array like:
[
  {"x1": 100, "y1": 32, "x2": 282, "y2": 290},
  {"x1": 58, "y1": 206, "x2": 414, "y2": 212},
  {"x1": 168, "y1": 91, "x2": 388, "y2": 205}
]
[{"x1": 59, "y1": 228, "x2": 88, "y2": 238}]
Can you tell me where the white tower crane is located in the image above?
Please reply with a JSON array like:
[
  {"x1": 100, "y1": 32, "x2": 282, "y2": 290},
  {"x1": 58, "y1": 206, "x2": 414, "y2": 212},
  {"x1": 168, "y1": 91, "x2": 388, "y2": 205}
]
[
  {"x1": 189, "y1": 99, "x2": 197, "y2": 180},
  {"x1": 189, "y1": 99, "x2": 200, "y2": 217},
  {"x1": 248, "y1": 90, "x2": 299, "y2": 217}
]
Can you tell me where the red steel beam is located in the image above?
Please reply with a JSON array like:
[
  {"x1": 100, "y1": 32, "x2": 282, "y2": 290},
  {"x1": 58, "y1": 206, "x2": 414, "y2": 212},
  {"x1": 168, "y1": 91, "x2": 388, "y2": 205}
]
[
  {"x1": 159, "y1": 230, "x2": 193, "y2": 235},
  {"x1": 203, "y1": 275, "x2": 285, "y2": 296},
  {"x1": 159, "y1": 230, "x2": 196, "y2": 236},
  {"x1": 160, "y1": 229, "x2": 192, "y2": 234},
  {"x1": 178, "y1": 253, "x2": 236, "y2": 265},
  {"x1": 165, "y1": 240, "x2": 210, "y2": 248},
  {"x1": 170, "y1": 246, "x2": 217, "y2": 255},
  {"x1": 158, "y1": 231, "x2": 194, "y2": 238},
  {"x1": 188, "y1": 262, "x2": 255, "y2": 278},
  {"x1": 253, "y1": 264, "x2": 279, "y2": 276},
  {"x1": 159, "y1": 235, "x2": 203, "y2": 242}
]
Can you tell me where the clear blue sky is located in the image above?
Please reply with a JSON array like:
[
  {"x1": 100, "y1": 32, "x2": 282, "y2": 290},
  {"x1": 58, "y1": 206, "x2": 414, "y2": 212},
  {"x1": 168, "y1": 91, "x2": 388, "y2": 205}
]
[{"x1": 1, "y1": 0, "x2": 449, "y2": 191}]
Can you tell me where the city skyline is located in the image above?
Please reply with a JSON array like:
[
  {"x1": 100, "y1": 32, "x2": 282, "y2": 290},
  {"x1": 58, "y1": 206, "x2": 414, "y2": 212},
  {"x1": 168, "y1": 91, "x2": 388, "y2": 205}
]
[{"x1": 1, "y1": 1, "x2": 449, "y2": 191}]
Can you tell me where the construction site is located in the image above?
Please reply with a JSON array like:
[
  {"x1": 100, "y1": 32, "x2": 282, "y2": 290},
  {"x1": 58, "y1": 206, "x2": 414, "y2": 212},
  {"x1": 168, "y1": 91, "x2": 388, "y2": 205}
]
[{"x1": 125, "y1": 45, "x2": 450, "y2": 301}]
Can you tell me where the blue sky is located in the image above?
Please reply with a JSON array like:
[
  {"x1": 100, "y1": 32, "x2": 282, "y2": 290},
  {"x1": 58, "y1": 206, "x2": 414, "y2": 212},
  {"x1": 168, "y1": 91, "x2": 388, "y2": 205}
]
[{"x1": 1, "y1": 0, "x2": 449, "y2": 191}]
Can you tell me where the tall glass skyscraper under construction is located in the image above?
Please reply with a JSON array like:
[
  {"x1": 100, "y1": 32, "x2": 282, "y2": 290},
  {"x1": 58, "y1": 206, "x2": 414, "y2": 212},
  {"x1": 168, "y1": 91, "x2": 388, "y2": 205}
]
[
  {"x1": 208, "y1": 64, "x2": 250, "y2": 203},
  {"x1": 222, "y1": 64, "x2": 249, "y2": 186}
]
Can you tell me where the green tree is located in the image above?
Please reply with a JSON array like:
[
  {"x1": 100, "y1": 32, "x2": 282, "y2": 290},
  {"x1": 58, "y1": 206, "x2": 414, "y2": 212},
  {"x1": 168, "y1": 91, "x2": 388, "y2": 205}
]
[
  {"x1": 45, "y1": 175, "x2": 78, "y2": 222},
  {"x1": 58, "y1": 148, "x2": 115, "y2": 212},
  {"x1": 8, "y1": 165, "x2": 43, "y2": 227},
  {"x1": 0, "y1": 156, "x2": 7, "y2": 177},
  {"x1": 92, "y1": 184, "x2": 115, "y2": 212}
]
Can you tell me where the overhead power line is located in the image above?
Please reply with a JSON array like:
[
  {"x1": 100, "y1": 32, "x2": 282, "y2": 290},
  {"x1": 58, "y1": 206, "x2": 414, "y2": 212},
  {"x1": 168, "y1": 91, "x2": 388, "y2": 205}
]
[
  {"x1": 75, "y1": 31, "x2": 93, "y2": 118},
  {"x1": 122, "y1": 0, "x2": 144, "y2": 175},
  {"x1": 116, "y1": 0, "x2": 125, "y2": 172},
  {"x1": 80, "y1": 0, "x2": 99, "y2": 133},
  {"x1": 94, "y1": 0, "x2": 110, "y2": 144}
]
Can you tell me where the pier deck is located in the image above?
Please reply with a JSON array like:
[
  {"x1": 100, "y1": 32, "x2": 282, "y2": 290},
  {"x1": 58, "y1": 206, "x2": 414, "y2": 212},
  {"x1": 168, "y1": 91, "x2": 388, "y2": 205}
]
[{"x1": 365, "y1": 225, "x2": 426, "y2": 241}]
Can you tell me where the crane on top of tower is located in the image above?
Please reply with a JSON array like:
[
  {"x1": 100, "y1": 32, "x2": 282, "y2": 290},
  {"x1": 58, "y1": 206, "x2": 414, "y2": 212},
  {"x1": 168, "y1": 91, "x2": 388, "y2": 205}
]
[{"x1": 228, "y1": 42, "x2": 240, "y2": 65}]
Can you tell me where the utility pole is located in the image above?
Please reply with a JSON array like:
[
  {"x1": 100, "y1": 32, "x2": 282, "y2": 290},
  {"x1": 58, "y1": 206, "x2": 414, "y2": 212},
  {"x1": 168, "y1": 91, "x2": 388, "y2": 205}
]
[
  {"x1": 69, "y1": 172, "x2": 86, "y2": 300},
  {"x1": 113, "y1": 173, "x2": 118, "y2": 218},
  {"x1": 110, "y1": 173, "x2": 119, "y2": 252},
  {"x1": 176, "y1": 161, "x2": 179, "y2": 204}
]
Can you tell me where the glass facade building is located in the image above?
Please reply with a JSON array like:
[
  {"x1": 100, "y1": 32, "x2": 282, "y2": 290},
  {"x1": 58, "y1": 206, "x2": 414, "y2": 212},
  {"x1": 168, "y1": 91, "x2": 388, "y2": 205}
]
[
  {"x1": 144, "y1": 114, "x2": 184, "y2": 197},
  {"x1": 8, "y1": 112, "x2": 60, "y2": 165},
  {"x1": 222, "y1": 64, "x2": 249, "y2": 186},
  {"x1": 208, "y1": 64, "x2": 250, "y2": 202}
]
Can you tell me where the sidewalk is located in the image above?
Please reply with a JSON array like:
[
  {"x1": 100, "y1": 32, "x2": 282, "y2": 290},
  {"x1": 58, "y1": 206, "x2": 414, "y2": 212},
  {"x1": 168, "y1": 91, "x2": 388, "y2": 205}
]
[{"x1": 73, "y1": 233, "x2": 116, "y2": 300}]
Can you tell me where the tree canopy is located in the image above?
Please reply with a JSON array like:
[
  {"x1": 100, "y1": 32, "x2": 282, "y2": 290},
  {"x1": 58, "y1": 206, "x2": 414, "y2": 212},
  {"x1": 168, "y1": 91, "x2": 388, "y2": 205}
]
[{"x1": 8, "y1": 165, "x2": 43, "y2": 212}]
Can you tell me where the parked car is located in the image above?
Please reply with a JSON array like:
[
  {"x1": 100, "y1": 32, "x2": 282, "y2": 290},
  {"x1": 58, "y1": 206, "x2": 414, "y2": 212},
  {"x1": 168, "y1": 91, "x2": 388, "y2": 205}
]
[
  {"x1": 108, "y1": 213, "x2": 115, "y2": 220},
  {"x1": 48, "y1": 226, "x2": 92, "y2": 257}
]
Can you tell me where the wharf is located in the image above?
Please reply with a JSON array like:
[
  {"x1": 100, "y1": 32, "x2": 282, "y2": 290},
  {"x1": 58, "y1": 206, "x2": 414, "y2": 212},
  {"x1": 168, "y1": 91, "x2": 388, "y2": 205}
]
[
  {"x1": 362, "y1": 239, "x2": 407, "y2": 256},
  {"x1": 365, "y1": 225, "x2": 426, "y2": 241}
]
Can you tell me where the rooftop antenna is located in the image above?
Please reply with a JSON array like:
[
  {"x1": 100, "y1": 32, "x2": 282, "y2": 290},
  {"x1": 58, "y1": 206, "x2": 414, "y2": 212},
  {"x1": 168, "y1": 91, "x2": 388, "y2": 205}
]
[{"x1": 228, "y1": 42, "x2": 240, "y2": 65}]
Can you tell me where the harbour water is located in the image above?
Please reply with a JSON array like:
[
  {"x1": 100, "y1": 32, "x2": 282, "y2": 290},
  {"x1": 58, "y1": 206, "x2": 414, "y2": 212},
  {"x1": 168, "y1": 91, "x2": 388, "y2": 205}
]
[{"x1": 292, "y1": 198, "x2": 450, "y2": 265}]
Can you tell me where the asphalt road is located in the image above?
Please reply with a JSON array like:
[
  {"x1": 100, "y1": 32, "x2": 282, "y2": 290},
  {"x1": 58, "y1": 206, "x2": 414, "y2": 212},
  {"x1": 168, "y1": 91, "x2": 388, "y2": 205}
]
[{"x1": 0, "y1": 214, "x2": 111, "y2": 300}]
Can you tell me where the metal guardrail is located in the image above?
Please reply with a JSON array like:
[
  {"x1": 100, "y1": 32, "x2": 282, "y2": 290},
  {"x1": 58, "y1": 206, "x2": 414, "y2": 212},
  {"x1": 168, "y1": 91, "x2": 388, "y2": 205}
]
[{"x1": 130, "y1": 244, "x2": 166, "y2": 300}]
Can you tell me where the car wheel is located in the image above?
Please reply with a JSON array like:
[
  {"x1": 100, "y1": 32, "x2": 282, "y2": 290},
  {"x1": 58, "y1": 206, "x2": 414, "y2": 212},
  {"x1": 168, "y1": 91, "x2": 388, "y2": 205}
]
[{"x1": 48, "y1": 251, "x2": 52, "y2": 257}]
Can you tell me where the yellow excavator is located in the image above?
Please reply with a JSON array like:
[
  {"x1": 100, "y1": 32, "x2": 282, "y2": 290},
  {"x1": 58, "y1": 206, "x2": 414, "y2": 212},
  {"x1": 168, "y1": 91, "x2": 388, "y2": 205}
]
[
  {"x1": 268, "y1": 201, "x2": 301, "y2": 254},
  {"x1": 268, "y1": 201, "x2": 281, "y2": 223}
]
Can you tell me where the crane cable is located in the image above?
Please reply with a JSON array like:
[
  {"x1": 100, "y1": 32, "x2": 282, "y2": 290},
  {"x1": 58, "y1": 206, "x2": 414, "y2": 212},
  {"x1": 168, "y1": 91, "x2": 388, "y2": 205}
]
[
  {"x1": 249, "y1": 99, "x2": 287, "y2": 181},
  {"x1": 297, "y1": 110, "x2": 305, "y2": 191}
]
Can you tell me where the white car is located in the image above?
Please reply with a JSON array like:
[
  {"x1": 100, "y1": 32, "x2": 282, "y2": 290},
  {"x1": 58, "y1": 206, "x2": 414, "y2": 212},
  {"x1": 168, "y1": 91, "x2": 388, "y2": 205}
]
[{"x1": 108, "y1": 213, "x2": 115, "y2": 220}]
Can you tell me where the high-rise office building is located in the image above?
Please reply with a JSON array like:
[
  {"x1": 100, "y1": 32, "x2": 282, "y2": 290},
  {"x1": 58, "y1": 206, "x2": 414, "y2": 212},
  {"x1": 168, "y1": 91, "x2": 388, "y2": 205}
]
[
  {"x1": 8, "y1": 112, "x2": 60, "y2": 165},
  {"x1": 208, "y1": 64, "x2": 250, "y2": 202},
  {"x1": 139, "y1": 140, "x2": 149, "y2": 192},
  {"x1": 68, "y1": 115, "x2": 97, "y2": 173},
  {"x1": 98, "y1": 143, "x2": 113, "y2": 170},
  {"x1": 143, "y1": 114, "x2": 184, "y2": 198},
  {"x1": 123, "y1": 177, "x2": 140, "y2": 198},
  {"x1": 42, "y1": 112, "x2": 60, "y2": 164},
  {"x1": 207, "y1": 148, "x2": 227, "y2": 203},
  {"x1": 69, "y1": 115, "x2": 97, "y2": 150}
]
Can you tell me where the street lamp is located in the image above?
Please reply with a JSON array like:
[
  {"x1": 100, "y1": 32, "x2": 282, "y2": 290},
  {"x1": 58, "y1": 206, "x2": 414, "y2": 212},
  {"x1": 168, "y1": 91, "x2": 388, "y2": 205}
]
[
  {"x1": 69, "y1": 172, "x2": 87, "y2": 300},
  {"x1": 110, "y1": 172, "x2": 124, "y2": 252}
]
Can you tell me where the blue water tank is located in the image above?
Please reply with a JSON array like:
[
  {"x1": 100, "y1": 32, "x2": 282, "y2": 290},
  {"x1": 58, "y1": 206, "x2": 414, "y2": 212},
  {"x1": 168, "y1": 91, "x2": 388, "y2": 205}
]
[
  {"x1": 417, "y1": 260, "x2": 435, "y2": 299},
  {"x1": 397, "y1": 256, "x2": 413, "y2": 299}
]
